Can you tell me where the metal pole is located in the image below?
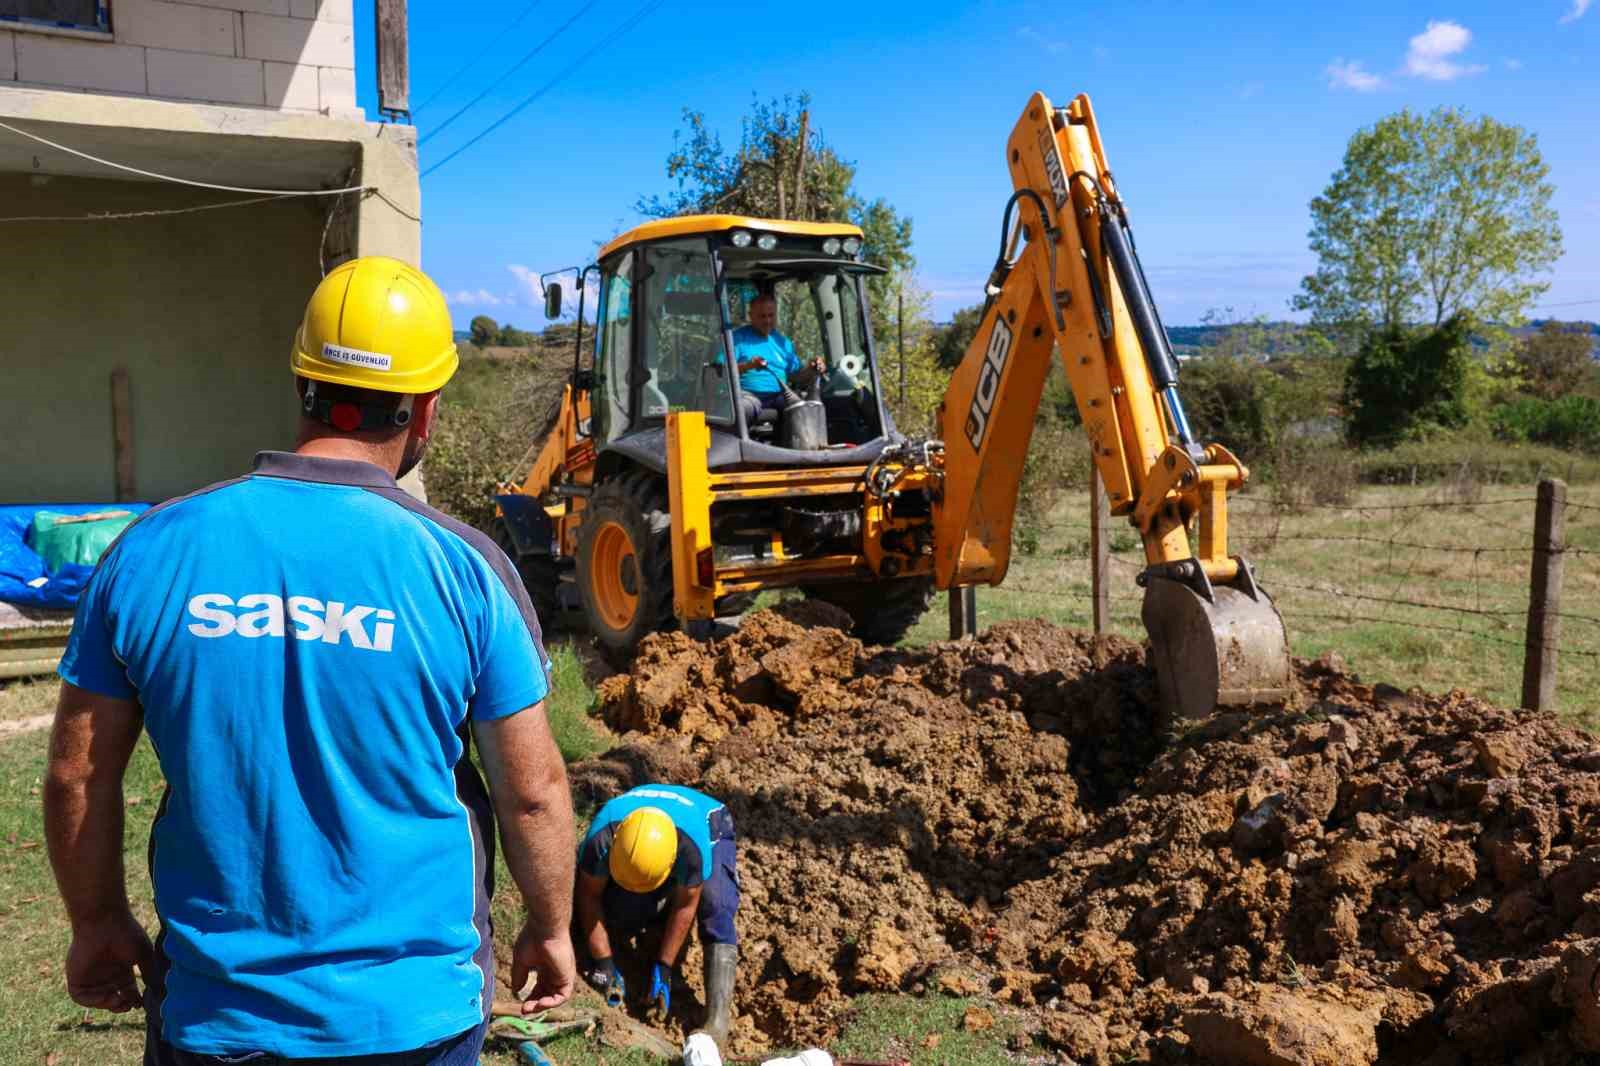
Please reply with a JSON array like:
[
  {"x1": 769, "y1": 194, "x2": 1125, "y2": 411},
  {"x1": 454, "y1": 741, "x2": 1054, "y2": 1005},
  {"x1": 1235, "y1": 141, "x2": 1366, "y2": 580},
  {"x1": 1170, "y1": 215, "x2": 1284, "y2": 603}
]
[
  {"x1": 1091, "y1": 467, "x2": 1110, "y2": 635},
  {"x1": 948, "y1": 586, "x2": 976, "y2": 640},
  {"x1": 897, "y1": 286, "x2": 906, "y2": 407},
  {"x1": 1522, "y1": 478, "x2": 1567, "y2": 712}
]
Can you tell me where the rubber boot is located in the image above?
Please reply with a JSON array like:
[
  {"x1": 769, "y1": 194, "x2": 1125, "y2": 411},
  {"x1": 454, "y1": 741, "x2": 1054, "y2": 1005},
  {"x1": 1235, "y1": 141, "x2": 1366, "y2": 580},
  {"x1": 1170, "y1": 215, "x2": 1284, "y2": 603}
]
[{"x1": 698, "y1": 942, "x2": 737, "y2": 1048}]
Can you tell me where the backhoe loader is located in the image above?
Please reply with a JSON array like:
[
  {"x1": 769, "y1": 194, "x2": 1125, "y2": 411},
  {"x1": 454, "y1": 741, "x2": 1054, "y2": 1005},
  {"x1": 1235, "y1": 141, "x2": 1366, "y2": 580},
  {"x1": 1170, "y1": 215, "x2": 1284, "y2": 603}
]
[{"x1": 493, "y1": 90, "x2": 1291, "y2": 718}]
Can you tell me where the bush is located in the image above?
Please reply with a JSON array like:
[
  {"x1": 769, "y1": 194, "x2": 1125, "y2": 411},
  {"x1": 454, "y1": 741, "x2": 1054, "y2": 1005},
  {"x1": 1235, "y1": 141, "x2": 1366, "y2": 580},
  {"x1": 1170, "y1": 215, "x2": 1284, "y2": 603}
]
[
  {"x1": 1343, "y1": 316, "x2": 1473, "y2": 447},
  {"x1": 1491, "y1": 395, "x2": 1600, "y2": 451},
  {"x1": 1267, "y1": 439, "x2": 1358, "y2": 512}
]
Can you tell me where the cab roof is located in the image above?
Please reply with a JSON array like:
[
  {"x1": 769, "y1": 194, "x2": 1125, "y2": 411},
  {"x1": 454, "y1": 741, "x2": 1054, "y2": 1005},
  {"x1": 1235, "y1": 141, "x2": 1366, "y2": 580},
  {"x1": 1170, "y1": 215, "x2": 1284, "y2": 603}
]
[{"x1": 598, "y1": 215, "x2": 864, "y2": 261}]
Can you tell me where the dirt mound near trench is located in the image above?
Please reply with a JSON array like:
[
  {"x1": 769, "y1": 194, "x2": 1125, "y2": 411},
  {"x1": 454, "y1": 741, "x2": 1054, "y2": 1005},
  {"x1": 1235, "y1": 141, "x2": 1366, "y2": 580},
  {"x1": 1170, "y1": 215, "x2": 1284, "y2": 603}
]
[{"x1": 571, "y1": 605, "x2": 1600, "y2": 1064}]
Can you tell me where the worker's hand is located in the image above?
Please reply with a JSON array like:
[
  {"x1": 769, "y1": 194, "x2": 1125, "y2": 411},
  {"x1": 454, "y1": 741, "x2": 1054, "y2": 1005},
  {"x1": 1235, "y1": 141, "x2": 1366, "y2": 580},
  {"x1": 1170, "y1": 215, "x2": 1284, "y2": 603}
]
[
  {"x1": 809, "y1": 357, "x2": 826, "y2": 373},
  {"x1": 750, "y1": 356, "x2": 768, "y2": 370},
  {"x1": 585, "y1": 955, "x2": 626, "y2": 1009},
  {"x1": 511, "y1": 923, "x2": 576, "y2": 1015},
  {"x1": 64, "y1": 910, "x2": 155, "y2": 1013},
  {"x1": 647, "y1": 961, "x2": 672, "y2": 1021}
]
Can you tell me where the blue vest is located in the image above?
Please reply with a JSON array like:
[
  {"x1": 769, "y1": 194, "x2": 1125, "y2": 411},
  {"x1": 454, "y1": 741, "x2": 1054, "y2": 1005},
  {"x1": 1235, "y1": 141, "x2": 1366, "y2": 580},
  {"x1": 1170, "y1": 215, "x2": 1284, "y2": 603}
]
[{"x1": 582, "y1": 785, "x2": 722, "y2": 881}]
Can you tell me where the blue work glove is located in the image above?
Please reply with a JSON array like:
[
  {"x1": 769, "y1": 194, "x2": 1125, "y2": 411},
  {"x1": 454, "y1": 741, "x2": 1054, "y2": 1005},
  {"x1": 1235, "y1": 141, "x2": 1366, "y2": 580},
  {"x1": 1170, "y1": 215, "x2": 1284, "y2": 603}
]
[
  {"x1": 647, "y1": 961, "x2": 672, "y2": 1020},
  {"x1": 586, "y1": 956, "x2": 625, "y2": 1008}
]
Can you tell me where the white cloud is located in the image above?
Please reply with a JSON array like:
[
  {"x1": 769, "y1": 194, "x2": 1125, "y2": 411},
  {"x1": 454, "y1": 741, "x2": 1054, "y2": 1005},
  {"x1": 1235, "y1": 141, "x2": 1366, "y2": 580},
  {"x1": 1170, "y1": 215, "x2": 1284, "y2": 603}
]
[
  {"x1": 1019, "y1": 25, "x2": 1068, "y2": 54},
  {"x1": 449, "y1": 289, "x2": 504, "y2": 307},
  {"x1": 1561, "y1": 0, "x2": 1592, "y2": 23},
  {"x1": 1326, "y1": 59, "x2": 1384, "y2": 92},
  {"x1": 510, "y1": 262, "x2": 599, "y2": 318},
  {"x1": 1404, "y1": 20, "x2": 1486, "y2": 81},
  {"x1": 507, "y1": 264, "x2": 541, "y2": 304}
]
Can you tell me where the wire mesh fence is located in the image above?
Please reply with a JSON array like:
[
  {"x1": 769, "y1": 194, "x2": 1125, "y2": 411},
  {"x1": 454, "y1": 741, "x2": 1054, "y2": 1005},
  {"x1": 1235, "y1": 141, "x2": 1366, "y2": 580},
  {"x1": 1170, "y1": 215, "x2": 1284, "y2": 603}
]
[{"x1": 964, "y1": 479, "x2": 1600, "y2": 722}]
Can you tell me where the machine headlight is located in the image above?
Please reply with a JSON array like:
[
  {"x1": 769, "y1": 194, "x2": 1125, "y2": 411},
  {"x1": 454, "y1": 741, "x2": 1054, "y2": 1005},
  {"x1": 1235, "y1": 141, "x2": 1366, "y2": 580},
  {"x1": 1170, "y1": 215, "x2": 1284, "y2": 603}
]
[
  {"x1": 822, "y1": 237, "x2": 842, "y2": 255},
  {"x1": 730, "y1": 230, "x2": 752, "y2": 248},
  {"x1": 756, "y1": 233, "x2": 779, "y2": 251},
  {"x1": 842, "y1": 236, "x2": 863, "y2": 255}
]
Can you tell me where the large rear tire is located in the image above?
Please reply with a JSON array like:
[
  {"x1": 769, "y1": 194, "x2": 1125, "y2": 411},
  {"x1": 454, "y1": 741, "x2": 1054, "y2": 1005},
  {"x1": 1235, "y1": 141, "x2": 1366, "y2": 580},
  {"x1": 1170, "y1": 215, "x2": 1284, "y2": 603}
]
[
  {"x1": 575, "y1": 470, "x2": 675, "y2": 661},
  {"x1": 491, "y1": 519, "x2": 564, "y2": 632},
  {"x1": 802, "y1": 576, "x2": 934, "y2": 646}
]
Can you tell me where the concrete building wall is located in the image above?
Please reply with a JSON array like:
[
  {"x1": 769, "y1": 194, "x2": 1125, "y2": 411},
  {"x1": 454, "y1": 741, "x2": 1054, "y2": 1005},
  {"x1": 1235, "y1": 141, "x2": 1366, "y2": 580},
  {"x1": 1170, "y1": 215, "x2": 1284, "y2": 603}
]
[
  {"x1": 0, "y1": 88, "x2": 423, "y2": 504},
  {"x1": 0, "y1": 171, "x2": 321, "y2": 502},
  {"x1": 0, "y1": 0, "x2": 357, "y2": 116}
]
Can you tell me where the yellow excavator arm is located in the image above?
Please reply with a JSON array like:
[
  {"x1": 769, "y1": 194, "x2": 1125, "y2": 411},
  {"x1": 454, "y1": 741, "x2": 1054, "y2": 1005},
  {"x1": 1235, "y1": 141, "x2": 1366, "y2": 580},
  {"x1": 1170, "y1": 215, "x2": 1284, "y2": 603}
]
[{"x1": 932, "y1": 91, "x2": 1292, "y2": 717}]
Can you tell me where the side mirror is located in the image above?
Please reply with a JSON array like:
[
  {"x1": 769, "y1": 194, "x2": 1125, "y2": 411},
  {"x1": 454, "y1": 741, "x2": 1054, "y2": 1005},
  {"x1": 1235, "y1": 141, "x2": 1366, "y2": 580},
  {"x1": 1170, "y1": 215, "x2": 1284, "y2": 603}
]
[{"x1": 544, "y1": 282, "x2": 563, "y2": 321}]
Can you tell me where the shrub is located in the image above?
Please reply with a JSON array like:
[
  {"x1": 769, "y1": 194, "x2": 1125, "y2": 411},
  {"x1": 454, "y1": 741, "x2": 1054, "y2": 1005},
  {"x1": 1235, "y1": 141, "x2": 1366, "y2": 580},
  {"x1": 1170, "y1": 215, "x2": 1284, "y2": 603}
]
[
  {"x1": 1491, "y1": 395, "x2": 1600, "y2": 451},
  {"x1": 1343, "y1": 316, "x2": 1473, "y2": 447}
]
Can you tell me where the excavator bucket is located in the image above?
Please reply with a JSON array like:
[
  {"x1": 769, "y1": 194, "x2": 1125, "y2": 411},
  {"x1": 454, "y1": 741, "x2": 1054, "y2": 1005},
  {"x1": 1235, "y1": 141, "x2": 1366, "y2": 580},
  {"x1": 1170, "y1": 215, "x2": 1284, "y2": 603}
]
[{"x1": 1141, "y1": 577, "x2": 1293, "y2": 719}]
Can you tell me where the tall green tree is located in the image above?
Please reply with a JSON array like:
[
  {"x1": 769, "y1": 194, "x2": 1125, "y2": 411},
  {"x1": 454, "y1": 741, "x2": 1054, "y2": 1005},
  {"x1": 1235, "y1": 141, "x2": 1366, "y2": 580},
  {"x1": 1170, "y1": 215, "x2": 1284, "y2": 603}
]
[
  {"x1": 637, "y1": 94, "x2": 915, "y2": 283},
  {"x1": 1293, "y1": 109, "x2": 1561, "y2": 333}
]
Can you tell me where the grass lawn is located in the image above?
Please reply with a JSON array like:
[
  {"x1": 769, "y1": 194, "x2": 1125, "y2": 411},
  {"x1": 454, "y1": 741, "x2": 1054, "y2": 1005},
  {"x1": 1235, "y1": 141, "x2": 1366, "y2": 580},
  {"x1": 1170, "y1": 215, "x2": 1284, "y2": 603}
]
[{"x1": 906, "y1": 481, "x2": 1600, "y2": 729}]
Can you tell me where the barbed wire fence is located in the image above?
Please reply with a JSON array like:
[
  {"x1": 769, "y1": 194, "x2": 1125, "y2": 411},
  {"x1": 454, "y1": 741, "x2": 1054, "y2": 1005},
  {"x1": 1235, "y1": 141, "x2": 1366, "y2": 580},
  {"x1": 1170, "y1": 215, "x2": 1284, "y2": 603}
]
[{"x1": 956, "y1": 478, "x2": 1600, "y2": 718}]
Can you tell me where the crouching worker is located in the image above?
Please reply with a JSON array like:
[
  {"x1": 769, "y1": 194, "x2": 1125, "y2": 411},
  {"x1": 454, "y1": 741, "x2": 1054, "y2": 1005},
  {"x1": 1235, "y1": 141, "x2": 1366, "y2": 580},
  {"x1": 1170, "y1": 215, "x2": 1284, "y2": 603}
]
[{"x1": 576, "y1": 784, "x2": 738, "y2": 1046}]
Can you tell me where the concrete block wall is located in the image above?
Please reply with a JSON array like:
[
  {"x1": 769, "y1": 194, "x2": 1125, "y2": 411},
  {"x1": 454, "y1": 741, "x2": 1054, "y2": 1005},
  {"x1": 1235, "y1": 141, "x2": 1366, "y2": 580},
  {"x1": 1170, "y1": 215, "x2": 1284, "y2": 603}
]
[{"x1": 0, "y1": 0, "x2": 358, "y2": 116}]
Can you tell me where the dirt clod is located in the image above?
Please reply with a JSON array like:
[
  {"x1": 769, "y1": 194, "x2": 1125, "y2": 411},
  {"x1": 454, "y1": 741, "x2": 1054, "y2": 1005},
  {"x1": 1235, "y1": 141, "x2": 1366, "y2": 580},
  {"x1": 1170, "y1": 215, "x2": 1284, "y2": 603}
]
[{"x1": 572, "y1": 607, "x2": 1600, "y2": 1062}]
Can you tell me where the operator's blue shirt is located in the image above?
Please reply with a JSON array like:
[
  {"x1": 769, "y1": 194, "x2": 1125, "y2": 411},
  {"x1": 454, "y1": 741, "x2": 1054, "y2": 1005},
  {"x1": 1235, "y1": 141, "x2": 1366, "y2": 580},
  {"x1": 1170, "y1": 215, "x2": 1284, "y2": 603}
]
[
  {"x1": 58, "y1": 452, "x2": 551, "y2": 1058},
  {"x1": 729, "y1": 324, "x2": 802, "y2": 396}
]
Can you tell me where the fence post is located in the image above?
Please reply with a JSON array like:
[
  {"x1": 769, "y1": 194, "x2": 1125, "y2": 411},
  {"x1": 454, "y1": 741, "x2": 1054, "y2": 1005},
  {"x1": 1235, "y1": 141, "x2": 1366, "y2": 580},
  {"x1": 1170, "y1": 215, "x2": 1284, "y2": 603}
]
[
  {"x1": 1521, "y1": 478, "x2": 1567, "y2": 713},
  {"x1": 948, "y1": 586, "x2": 977, "y2": 640},
  {"x1": 1091, "y1": 466, "x2": 1110, "y2": 635}
]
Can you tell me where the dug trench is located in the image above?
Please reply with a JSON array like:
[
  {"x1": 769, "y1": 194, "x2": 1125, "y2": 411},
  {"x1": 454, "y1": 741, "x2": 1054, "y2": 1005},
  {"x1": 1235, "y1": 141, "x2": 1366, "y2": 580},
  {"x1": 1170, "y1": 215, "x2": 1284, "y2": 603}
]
[{"x1": 560, "y1": 602, "x2": 1600, "y2": 1064}]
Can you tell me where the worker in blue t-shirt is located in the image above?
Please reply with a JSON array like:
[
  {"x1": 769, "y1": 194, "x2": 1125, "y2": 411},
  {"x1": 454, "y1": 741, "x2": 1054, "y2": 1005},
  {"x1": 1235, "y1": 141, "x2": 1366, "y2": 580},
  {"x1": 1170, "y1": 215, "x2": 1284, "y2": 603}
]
[
  {"x1": 43, "y1": 258, "x2": 577, "y2": 1066},
  {"x1": 729, "y1": 291, "x2": 825, "y2": 423},
  {"x1": 576, "y1": 784, "x2": 739, "y2": 1049}
]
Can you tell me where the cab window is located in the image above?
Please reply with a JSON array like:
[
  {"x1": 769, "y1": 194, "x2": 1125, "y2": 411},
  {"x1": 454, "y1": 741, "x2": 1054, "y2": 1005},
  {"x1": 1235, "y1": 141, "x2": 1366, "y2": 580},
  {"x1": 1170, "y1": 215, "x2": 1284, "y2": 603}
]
[{"x1": 640, "y1": 240, "x2": 734, "y2": 424}]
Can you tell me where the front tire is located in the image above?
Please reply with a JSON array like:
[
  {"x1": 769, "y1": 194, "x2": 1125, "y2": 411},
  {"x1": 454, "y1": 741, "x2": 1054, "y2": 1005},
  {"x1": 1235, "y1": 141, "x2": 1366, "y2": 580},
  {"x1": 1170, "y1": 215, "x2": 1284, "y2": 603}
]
[{"x1": 575, "y1": 470, "x2": 675, "y2": 660}]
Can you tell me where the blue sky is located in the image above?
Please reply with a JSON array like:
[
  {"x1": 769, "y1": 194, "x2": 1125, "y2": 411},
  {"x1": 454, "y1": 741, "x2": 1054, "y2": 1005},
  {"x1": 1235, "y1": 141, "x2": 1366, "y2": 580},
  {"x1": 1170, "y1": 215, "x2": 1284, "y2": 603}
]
[{"x1": 354, "y1": 1, "x2": 1598, "y2": 326}]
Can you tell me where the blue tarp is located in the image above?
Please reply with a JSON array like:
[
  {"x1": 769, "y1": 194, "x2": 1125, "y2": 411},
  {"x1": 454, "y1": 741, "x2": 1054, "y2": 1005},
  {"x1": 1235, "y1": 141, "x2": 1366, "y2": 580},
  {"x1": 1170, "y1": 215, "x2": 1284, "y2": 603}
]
[{"x1": 0, "y1": 503, "x2": 150, "y2": 610}]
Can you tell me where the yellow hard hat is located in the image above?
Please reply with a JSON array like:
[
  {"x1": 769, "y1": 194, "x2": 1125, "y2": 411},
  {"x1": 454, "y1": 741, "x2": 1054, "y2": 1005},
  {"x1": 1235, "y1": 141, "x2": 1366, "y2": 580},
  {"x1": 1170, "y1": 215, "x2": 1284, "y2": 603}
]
[
  {"x1": 291, "y1": 256, "x2": 458, "y2": 395},
  {"x1": 608, "y1": 807, "x2": 677, "y2": 893}
]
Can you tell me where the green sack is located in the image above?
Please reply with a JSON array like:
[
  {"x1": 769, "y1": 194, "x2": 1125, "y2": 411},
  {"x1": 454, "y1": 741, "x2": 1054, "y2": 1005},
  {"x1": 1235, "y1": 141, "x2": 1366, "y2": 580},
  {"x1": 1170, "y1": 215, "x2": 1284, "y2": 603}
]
[{"x1": 29, "y1": 510, "x2": 137, "y2": 573}]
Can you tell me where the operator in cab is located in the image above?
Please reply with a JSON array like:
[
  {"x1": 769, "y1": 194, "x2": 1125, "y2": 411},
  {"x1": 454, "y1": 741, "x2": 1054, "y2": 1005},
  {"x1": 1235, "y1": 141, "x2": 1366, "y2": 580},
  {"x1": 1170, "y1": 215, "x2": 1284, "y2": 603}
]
[
  {"x1": 577, "y1": 784, "x2": 739, "y2": 1049},
  {"x1": 730, "y1": 290, "x2": 824, "y2": 421}
]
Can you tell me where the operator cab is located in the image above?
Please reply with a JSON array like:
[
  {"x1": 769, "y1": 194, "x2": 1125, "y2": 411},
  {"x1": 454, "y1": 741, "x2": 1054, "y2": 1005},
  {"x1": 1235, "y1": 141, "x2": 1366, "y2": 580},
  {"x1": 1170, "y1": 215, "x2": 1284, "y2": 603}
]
[{"x1": 557, "y1": 216, "x2": 896, "y2": 468}]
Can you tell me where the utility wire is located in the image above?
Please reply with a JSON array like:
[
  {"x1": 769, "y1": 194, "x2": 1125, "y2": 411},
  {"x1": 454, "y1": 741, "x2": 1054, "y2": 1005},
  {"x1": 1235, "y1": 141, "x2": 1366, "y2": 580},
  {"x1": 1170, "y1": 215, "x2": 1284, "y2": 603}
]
[
  {"x1": 421, "y1": 0, "x2": 664, "y2": 179},
  {"x1": 418, "y1": 0, "x2": 602, "y2": 147},
  {"x1": 0, "y1": 119, "x2": 370, "y2": 196},
  {"x1": 0, "y1": 193, "x2": 295, "y2": 223},
  {"x1": 413, "y1": 0, "x2": 545, "y2": 114}
]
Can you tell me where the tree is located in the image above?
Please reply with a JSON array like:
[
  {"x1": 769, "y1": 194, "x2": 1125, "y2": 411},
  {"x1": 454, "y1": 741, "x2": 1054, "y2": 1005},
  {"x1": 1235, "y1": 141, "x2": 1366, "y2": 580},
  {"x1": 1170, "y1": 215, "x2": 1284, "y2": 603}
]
[
  {"x1": 469, "y1": 315, "x2": 498, "y2": 347},
  {"x1": 1293, "y1": 109, "x2": 1562, "y2": 333},
  {"x1": 1516, "y1": 320, "x2": 1595, "y2": 400},
  {"x1": 1343, "y1": 315, "x2": 1474, "y2": 447},
  {"x1": 637, "y1": 94, "x2": 916, "y2": 292},
  {"x1": 933, "y1": 303, "x2": 983, "y2": 369}
]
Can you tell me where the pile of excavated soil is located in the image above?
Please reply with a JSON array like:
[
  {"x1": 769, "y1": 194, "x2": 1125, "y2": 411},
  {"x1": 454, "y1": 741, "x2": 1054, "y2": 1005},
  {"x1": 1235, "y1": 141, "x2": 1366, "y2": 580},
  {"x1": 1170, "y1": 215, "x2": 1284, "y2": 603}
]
[{"x1": 568, "y1": 603, "x2": 1600, "y2": 1064}]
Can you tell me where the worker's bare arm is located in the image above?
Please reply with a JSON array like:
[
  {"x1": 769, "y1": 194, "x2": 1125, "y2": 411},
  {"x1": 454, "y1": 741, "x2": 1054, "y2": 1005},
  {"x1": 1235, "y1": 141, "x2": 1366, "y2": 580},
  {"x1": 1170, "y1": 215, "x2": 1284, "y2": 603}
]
[
  {"x1": 43, "y1": 682, "x2": 154, "y2": 1012},
  {"x1": 658, "y1": 883, "x2": 702, "y2": 966},
  {"x1": 575, "y1": 871, "x2": 612, "y2": 962},
  {"x1": 473, "y1": 701, "x2": 577, "y2": 1012}
]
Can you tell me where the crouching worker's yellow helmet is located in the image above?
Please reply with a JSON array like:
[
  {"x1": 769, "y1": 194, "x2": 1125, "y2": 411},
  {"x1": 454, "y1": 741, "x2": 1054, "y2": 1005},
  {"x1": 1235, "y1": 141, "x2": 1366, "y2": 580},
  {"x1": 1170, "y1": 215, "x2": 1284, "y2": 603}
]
[
  {"x1": 609, "y1": 807, "x2": 677, "y2": 893},
  {"x1": 292, "y1": 256, "x2": 458, "y2": 431}
]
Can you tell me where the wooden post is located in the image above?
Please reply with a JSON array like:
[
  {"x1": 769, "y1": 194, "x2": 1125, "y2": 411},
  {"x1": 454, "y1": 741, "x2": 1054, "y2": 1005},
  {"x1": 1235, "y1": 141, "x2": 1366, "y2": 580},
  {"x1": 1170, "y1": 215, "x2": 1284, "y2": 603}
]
[
  {"x1": 948, "y1": 586, "x2": 976, "y2": 640},
  {"x1": 1090, "y1": 466, "x2": 1110, "y2": 635},
  {"x1": 110, "y1": 366, "x2": 135, "y2": 503},
  {"x1": 897, "y1": 287, "x2": 906, "y2": 407},
  {"x1": 375, "y1": 0, "x2": 409, "y2": 118},
  {"x1": 1522, "y1": 477, "x2": 1567, "y2": 713}
]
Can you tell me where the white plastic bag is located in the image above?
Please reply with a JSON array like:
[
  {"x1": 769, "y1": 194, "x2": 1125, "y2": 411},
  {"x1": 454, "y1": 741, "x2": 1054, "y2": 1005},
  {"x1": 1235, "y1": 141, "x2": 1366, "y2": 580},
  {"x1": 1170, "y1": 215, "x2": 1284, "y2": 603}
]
[{"x1": 682, "y1": 1032, "x2": 723, "y2": 1066}]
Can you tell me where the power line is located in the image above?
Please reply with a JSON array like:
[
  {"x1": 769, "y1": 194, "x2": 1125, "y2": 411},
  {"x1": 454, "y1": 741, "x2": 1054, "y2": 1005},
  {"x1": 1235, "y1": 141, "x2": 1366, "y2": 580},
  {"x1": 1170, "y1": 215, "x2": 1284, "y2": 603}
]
[
  {"x1": 0, "y1": 119, "x2": 369, "y2": 196},
  {"x1": 1533, "y1": 298, "x2": 1600, "y2": 310},
  {"x1": 413, "y1": 0, "x2": 546, "y2": 115},
  {"x1": 0, "y1": 193, "x2": 295, "y2": 223},
  {"x1": 421, "y1": 0, "x2": 665, "y2": 179},
  {"x1": 418, "y1": 0, "x2": 602, "y2": 147}
]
